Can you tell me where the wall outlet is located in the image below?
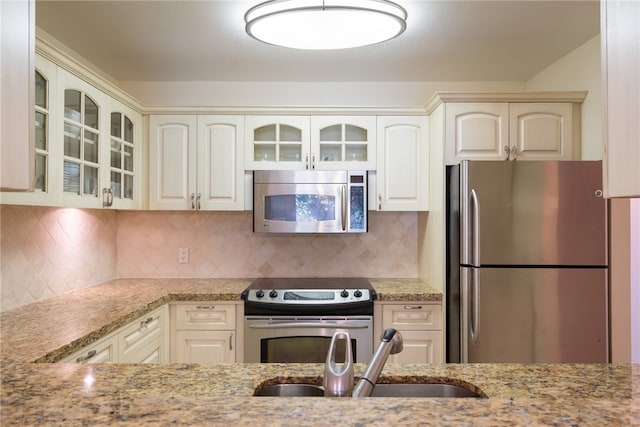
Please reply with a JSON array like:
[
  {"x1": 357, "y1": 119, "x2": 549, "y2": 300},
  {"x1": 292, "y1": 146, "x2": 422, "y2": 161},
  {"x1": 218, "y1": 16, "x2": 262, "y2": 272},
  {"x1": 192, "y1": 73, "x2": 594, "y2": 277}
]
[{"x1": 178, "y1": 247, "x2": 189, "y2": 264}]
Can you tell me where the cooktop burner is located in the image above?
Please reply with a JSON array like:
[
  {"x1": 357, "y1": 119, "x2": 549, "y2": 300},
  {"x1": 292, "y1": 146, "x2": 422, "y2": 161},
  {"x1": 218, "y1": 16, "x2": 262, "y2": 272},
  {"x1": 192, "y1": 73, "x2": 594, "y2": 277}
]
[{"x1": 242, "y1": 278, "x2": 376, "y2": 316}]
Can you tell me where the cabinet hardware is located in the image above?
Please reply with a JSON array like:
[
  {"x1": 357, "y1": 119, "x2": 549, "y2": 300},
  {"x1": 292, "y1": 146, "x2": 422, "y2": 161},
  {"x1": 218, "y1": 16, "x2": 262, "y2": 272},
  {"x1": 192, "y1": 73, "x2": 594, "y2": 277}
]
[
  {"x1": 140, "y1": 317, "x2": 154, "y2": 327},
  {"x1": 196, "y1": 193, "x2": 201, "y2": 210},
  {"x1": 510, "y1": 145, "x2": 517, "y2": 160},
  {"x1": 196, "y1": 305, "x2": 215, "y2": 310},
  {"x1": 305, "y1": 154, "x2": 309, "y2": 170},
  {"x1": 229, "y1": 332, "x2": 233, "y2": 351},
  {"x1": 190, "y1": 193, "x2": 196, "y2": 210},
  {"x1": 76, "y1": 349, "x2": 97, "y2": 362},
  {"x1": 403, "y1": 305, "x2": 423, "y2": 310},
  {"x1": 102, "y1": 188, "x2": 113, "y2": 208},
  {"x1": 378, "y1": 194, "x2": 382, "y2": 210},
  {"x1": 312, "y1": 153, "x2": 316, "y2": 170},
  {"x1": 503, "y1": 145, "x2": 510, "y2": 160}
]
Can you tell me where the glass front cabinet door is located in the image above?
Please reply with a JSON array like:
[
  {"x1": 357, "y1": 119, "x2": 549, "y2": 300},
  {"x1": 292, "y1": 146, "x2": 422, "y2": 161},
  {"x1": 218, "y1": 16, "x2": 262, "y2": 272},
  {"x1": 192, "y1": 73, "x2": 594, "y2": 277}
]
[
  {"x1": 245, "y1": 116, "x2": 311, "y2": 171},
  {"x1": 311, "y1": 116, "x2": 377, "y2": 171}
]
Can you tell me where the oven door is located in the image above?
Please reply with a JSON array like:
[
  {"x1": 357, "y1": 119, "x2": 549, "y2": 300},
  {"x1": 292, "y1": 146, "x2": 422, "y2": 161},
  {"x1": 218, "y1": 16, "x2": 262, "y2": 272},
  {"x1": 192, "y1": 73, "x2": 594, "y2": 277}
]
[
  {"x1": 244, "y1": 316, "x2": 373, "y2": 363},
  {"x1": 253, "y1": 182, "x2": 346, "y2": 233}
]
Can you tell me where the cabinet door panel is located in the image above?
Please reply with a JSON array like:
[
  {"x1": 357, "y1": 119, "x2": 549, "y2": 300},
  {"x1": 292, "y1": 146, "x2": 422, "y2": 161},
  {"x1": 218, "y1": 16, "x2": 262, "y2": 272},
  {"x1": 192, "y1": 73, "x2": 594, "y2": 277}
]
[
  {"x1": 174, "y1": 330, "x2": 235, "y2": 363},
  {"x1": 197, "y1": 116, "x2": 244, "y2": 210},
  {"x1": 376, "y1": 116, "x2": 428, "y2": 211},
  {"x1": 445, "y1": 103, "x2": 509, "y2": 163},
  {"x1": 509, "y1": 103, "x2": 573, "y2": 160},
  {"x1": 149, "y1": 115, "x2": 197, "y2": 210},
  {"x1": 388, "y1": 330, "x2": 442, "y2": 364}
]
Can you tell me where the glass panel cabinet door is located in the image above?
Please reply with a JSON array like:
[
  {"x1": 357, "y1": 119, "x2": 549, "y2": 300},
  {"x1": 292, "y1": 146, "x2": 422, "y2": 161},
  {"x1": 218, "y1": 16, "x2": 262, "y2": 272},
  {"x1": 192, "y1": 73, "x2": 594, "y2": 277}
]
[
  {"x1": 110, "y1": 111, "x2": 135, "y2": 201},
  {"x1": 62, "y1": 88, "x2": 100, "y2": 197},
  {"x1": 311, "y1": 116, "x2": 377, "y2": 170},
  {"x1": 34, "y1": 70, "x2": 49, "y2": 192},
  {"x1": 245, "y1": 116, "x2": 311, "y2": 171}
]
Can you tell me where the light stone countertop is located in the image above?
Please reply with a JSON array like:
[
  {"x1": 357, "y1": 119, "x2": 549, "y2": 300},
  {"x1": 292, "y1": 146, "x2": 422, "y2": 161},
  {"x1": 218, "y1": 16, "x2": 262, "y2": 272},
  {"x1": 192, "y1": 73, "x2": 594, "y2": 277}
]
[{"x1": 1, "y1": 278, "x2": 637, "y2": 425}]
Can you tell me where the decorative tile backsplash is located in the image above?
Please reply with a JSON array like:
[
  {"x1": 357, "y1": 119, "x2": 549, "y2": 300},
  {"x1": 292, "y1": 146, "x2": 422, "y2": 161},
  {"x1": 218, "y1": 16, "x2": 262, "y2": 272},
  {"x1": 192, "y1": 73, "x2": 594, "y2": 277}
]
[
  {"x1": 1, "y1": 205, "x2": 417, "y2": 312},
  {"x1": 116, "y1": 210, "x2": 418, "y2": 279},
  {"x1": 0, "y1": 205, "x2": 117, "y2": 312}
]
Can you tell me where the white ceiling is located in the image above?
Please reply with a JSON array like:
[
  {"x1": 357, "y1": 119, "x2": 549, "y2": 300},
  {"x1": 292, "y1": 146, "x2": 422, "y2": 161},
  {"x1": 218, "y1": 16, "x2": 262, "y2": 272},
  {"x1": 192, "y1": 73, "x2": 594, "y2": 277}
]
[{"x1": 35, "y1": 0, "x2": 600, "y2": 83}]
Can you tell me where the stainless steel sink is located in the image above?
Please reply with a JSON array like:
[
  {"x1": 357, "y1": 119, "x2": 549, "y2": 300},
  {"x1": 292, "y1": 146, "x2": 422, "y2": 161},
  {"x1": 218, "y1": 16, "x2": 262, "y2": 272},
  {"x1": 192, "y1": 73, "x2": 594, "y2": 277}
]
[{"x1": 254, "y1": 379, "x2": 486, "y2": 398}]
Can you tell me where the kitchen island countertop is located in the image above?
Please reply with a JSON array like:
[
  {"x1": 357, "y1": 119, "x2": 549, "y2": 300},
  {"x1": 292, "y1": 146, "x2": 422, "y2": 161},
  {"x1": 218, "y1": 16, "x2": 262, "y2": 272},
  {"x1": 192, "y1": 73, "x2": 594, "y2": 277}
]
[{"x1": 1, "y1": 278, "x2": 638, "y2": 425}]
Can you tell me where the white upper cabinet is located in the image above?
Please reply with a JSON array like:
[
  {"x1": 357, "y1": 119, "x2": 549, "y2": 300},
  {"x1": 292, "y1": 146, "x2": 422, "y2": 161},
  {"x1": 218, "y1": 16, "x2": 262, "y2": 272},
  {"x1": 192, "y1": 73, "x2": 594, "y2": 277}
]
[
  {"x1": 376, "y1": 116, "x2": 429, "y2": 211},
  {"x1": 311, "y1": 116, "x2": 377, "y2": 170},
  {"x1": 601, "y1": 0, "x2": 640, "y2": 198},
  {"x1": 149, "y1": 115, "x2": 245, "y2": 210},
  {"x1": 59, "y1": 69, "x2": 108, "y2": 208},
  {"x1": 445, "y1": 103, "x2": 509, "y2": 162},
  {"x1": 245, "y1": 116, "x2": 310, "y2": 170},
  {"x1": 0, "y1": 0, "x2": 34, "y2": 192},
  {"x1": 426, "y1": 93, "x2": 585, "y2": 165},
  {"x1": 509, "y1": 103, "x2": 573, "y2": 161},
  {"x1": 107, "y1": 99, "x2": 142, "y2": 209},
  {"x1": 197, "y1": 115, "x2": 245, "y2": 210}
]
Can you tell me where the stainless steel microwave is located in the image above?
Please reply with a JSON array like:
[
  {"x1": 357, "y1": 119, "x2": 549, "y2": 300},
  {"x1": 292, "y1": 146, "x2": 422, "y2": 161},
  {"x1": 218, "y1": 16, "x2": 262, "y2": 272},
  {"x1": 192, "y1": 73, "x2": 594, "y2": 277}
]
[{"x1": 253, "y1": 170, "x2": 367, "y2": 233}]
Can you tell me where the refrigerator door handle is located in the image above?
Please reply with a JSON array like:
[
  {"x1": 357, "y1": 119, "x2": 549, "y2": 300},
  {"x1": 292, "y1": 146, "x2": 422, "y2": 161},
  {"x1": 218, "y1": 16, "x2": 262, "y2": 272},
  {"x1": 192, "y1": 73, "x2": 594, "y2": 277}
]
[
  {"x1": 470, "y1": 189, "x2": 480, "y2": 267},
  {"x1": 460, "y1": 267, "x2": 470, "y2": 363},
  {"x1": 470, "y1": 268, "x2": 480, "y2": 344}
]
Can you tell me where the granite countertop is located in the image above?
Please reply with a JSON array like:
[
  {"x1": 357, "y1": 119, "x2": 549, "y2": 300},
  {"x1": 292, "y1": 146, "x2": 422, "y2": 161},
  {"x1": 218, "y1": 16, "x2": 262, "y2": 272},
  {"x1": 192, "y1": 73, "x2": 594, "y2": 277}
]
[
  {"x1": 1, "y1": 278, "x2": 637, "y2": 425},
  {"x1": 0, "y1": 277, "x2": 440, "y2": 364},
  {"x1": 1, "y1": 362, "x2": 637, "y2": 425}
]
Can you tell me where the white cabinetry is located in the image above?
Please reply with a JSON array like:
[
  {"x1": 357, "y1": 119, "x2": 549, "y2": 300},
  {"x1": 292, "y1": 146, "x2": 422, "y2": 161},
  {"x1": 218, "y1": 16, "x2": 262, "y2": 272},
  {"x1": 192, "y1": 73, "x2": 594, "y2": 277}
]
[
  {"x1": 311, "y1": 116, "x2": 377, "y2": 170},
  {"x1": 245, "y1": 116, "x2": 376, "y2": 171},
  {"x1": 245, "y1": 116, "x2": 310, "y2": 170},
  {"x1": 375, "y1": 116, "x2": 429, "y2": 211},
  {"x1": 149, "y1": 115, "x2": 245, "y2": 210},
  {"x1": 118, "y1": 306, "x2": 168, "y2": 363},
  {"x1": 59, "y1": 305, "x2": 168, "y2": 364},
  {"x1": 170, "y1": 302, "x2": 237, "y2": 363},
  {"x1": 375, "y1": 302, "x2": 443, "y2": 363},
  {"x1": 601, "y1": 0, "x2": 640, "y2": 198},
  {"x1": 426, "y1": 93, "x2": 585, "y2": 165},
  {"x1": 0, "y1": 0, "x2": 35, "y2": 192},
  {"x1": 61, "y1": 331, "x2": 118, "y2": 363}
]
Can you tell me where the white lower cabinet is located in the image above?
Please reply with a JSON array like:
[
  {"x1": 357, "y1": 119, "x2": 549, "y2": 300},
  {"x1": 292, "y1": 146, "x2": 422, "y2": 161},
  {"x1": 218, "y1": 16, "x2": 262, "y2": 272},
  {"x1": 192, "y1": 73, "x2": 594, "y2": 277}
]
[
  {"x1": 59, "y1": 305, "x2": 168, "y2": 364},
  {"x1": 375, "y1": 302, "x2": 443, "y2": 364},
  {"x1": 118, "y1": 306, "x2": 168, "y2": 363},
  {"x1": 61, "y1": 331, "x2": 118, "y2": 363},
  {"x1": 170, "y1": 302, "x2": 237, "y2": 363}
]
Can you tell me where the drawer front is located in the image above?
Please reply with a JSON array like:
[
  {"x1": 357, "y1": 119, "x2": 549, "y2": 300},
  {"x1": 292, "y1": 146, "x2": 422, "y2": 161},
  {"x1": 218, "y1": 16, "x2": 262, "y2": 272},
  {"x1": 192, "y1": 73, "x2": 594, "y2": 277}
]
[
  {"x1": 119, "y1": 307, "x2": 165, "y2": 360},
  {"x1": 122, "y1": 337, "x2": 164, "y2": 364},
  {"x1": 174, "y1": 303, "x2": 236, "y2": 330},
  {"x1": 382, "y1": 303, "x2": 443, "y2": 331},
  {"x1": 61, "y1": 333, "x2": 118, "y2": 363}
]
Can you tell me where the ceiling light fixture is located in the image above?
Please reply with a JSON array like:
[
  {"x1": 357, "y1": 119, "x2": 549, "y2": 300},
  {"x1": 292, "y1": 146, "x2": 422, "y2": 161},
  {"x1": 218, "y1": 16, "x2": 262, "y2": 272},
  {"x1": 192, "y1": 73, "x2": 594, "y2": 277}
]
[{"x1": 245, "y1": 0, "x2": 408, "y2": 50}]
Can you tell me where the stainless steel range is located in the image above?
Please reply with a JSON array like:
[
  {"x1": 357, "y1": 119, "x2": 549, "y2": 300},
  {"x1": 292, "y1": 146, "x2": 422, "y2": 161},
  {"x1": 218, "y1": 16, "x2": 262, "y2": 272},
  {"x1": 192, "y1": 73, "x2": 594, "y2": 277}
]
[{"x1": 242, "y1": 278, "x2": 376, "y2": 363}]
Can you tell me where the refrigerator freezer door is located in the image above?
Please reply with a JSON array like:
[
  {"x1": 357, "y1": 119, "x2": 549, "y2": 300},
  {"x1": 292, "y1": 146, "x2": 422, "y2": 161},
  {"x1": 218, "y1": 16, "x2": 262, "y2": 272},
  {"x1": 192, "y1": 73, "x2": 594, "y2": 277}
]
[
  {"x1": 460, "y1": 161, "x2": 607, "y2": 266},
  {"x1": 462, "y1": 266, "x2": 608, "y2": 363}
]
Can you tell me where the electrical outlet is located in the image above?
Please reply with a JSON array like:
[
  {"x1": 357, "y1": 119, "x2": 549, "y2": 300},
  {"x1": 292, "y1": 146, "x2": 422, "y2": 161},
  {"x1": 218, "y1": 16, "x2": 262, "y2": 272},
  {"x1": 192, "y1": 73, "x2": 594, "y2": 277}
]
[{"x1": 178, "y1": 248, "x2": 189, "y2": 264}]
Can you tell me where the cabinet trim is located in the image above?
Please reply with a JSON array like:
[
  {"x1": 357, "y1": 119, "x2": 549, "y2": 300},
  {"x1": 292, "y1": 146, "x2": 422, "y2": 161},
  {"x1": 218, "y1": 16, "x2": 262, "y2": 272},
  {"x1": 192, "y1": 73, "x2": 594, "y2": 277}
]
[{"x1": 425, "y1": 91, "x2": 587, "y2": 114}]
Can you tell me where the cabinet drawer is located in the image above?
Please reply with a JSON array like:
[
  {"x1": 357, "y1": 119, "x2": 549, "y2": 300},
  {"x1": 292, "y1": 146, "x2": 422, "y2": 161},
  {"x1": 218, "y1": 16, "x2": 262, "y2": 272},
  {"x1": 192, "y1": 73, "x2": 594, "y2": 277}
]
[
  {"x1": 61, "y1": 333, "x2": 118, "y2": 363},
  {"x1": 118, "y1": 307, "x2": 165, "y2": 360},
  {"x1": 382, "y1": 303, "x2": 442, "y2": 331},
  {"x1": 173, "y1": 303, "x2": 236, "y2": 330},
  {"x1": 122, "y1": 337, "x2": 164, "y2": 364}
]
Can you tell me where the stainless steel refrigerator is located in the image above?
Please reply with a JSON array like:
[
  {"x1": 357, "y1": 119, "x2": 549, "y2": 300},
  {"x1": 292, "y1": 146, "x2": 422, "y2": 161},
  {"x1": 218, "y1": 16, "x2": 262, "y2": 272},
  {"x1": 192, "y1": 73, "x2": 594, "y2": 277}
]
[{"x1": 446, "y1": 160, "x2": 608, "y2": 363}]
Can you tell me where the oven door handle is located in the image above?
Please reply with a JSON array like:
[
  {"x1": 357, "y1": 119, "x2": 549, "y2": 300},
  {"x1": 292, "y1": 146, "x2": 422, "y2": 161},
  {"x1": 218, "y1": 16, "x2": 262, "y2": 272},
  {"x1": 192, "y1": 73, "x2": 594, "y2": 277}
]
[{"x1": 248, "y1": 322, "x2": 369, "y2": 329}]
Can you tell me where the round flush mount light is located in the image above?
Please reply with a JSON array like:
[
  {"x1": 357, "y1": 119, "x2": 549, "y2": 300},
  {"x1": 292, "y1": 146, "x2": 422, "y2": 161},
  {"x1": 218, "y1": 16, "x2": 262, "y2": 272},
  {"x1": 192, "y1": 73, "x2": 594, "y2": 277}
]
[{"x1": 245, "y1": 0, "x2": 408, "y2": 50}]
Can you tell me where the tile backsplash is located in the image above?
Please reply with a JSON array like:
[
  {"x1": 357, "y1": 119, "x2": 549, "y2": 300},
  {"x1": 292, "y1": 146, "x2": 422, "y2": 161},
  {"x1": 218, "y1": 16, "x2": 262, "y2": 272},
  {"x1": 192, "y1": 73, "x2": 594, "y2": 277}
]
[
  {"x1": 116, "y1": 210, "x2": 418, "y2": 279},
  {"x1": 0, "y1": 205, "x2": 117, "y2": 312},
  {"x1": 1, "y1": 205, "x2": 417, "y2": 312}
]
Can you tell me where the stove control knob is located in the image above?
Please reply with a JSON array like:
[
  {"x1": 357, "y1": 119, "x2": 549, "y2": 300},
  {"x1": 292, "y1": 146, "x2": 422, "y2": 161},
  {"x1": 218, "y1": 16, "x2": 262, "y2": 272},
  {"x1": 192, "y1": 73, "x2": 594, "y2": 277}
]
[
  {"x1": 255, "y1": 290, "x2": 265, "y2": 298},
  {"x1": 354, "y1": 290, "x2": 363, "y2": 298},
  {"x1": 340, "y1": 290, "x2": 349, "y2": 298},
  {"x1": 269, "y1": 290, "x2": 278, "y2": 298}
]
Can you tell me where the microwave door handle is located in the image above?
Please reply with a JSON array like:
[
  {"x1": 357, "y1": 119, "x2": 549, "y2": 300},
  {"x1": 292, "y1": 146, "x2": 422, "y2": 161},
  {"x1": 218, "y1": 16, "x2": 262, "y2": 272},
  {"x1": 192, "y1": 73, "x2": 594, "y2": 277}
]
[{"x1": 341, "y1": 185, "x2": 347, "y2": 231}]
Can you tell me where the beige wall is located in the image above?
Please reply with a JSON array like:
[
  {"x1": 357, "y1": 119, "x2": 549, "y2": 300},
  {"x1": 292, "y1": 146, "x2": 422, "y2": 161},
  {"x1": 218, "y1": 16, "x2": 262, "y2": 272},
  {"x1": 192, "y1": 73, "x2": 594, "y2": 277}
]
[{"x1": 526, "y1": 35, "x2": 602, "y2": 160}]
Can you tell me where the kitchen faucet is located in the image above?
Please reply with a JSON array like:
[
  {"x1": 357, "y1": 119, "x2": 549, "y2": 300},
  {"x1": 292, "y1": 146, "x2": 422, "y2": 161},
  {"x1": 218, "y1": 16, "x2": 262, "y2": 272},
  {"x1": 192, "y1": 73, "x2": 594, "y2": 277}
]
[
  {"x1": 323, "y1": 332, "x2": 354, "y2": 397},
  {"x1": 352, "y1": 328, "x2": 403, "y2": 398}
]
